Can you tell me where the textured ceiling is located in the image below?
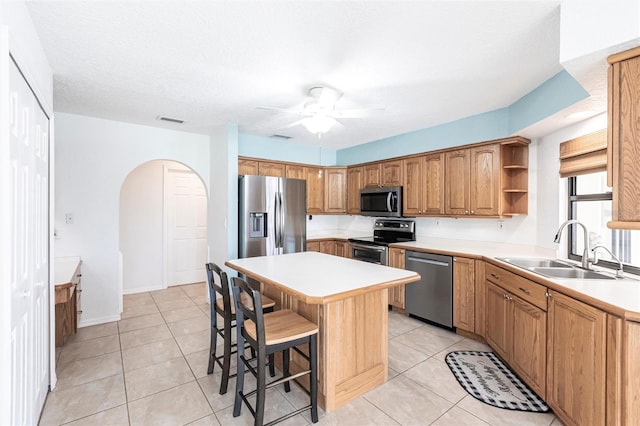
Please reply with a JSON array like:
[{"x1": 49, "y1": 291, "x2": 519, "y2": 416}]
[{"x1": 26, "y1": 1, "x2": 565, "y2": 149}]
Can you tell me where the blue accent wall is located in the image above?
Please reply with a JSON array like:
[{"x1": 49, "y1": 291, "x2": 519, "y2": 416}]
[
  {"x1": 507, "y1": 70, "x2": 589, "y2": 134},
  {"x1": 336, "y1": 70, "x2": 589, "y2": 165},
  {"x1": 336, "y1": 108, "x2": 509, "y2": 165},
  {"x1": 239, "y1": 133, "x2": 336, "y2": 166}
]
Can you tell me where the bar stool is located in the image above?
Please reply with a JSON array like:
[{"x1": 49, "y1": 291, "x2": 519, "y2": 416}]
[
  {"x1": 231, "y1": 276, "x2": 319, "y2": 426},
  {"x1": 206, "y1": 263, "x2": 276, "y2": 394}
]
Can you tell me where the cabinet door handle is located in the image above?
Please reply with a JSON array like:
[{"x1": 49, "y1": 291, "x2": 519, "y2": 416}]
[
  {"x1": 464, "y1": 210, "x2": 469, "y2": 214},
  {"x1": 545, "y1": 292, "x2": 551, "y2": 298},
  {"x1": 518, "y1": 287, "x2": 530, "y2": 295},
  {"x1": 491, "y1": 273, "x2": 500, "y2": 279},
  {"x1": 76, "y1": 274, "x2": 82, "y2": 277},
  {"x1": 471, "y1": 210, "x2": 475, "y2": 214}
]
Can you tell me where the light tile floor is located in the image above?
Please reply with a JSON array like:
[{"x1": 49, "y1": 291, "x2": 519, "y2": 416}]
[{"x1": 40, "y1": 282, "x2": 561, "y2": 425}]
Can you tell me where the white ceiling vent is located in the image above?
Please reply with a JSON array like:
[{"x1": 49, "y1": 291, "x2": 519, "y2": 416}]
[{"x1": 156, "y1": 115, "x2": 185, "y2": 124}]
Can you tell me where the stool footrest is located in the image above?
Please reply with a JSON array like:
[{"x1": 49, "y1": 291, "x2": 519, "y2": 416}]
[{"x1": 263, "y1": 404, "x2": 312, "y2": 426}]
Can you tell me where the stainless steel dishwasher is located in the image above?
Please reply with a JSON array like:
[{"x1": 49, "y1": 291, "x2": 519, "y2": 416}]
[{"x1": 404, "y1": 251, "x2": 453, "y2": 328}]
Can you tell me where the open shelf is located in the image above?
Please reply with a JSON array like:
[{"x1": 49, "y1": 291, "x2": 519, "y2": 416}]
[{"x1": 501, "y1": 142, "x2": 529, "y2": 215}]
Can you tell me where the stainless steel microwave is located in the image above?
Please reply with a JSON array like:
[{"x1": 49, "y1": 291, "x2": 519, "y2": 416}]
[{"x1": 360, "y1": 186, "x2": 402, "y2": 217}]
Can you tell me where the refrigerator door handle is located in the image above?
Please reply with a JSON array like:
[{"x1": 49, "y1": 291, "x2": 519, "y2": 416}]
[
  {"x1": 280, "y1": 192, "x2": 287, "y2": 250},
  {"x1": 273, "y1": 192, "x2": 280, "y2": 251}
]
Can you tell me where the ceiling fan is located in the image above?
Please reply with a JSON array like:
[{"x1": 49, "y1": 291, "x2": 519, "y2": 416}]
[{"x1": 257, "y1": 86, "x2": 384, "y2": 136}]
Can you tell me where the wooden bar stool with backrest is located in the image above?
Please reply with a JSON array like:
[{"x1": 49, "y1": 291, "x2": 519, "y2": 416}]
[
  {"x1": 231, "y1": 276, "x2": 319, "y2": 426},
  {"x1": 206, "y1": 263, "x2": 276, "y2": 394}
]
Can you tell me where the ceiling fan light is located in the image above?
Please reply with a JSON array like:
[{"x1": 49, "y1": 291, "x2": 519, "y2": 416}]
[{"x1": 302, "y1": 115, "x2": 336, "y2": 134}]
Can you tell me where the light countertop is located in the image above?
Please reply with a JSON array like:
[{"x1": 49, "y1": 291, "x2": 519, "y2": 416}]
[
  {"x1": 391, "y1": 238, "x2": 640, "y2": 318},
  {"x1": 54, "y1": 256, "x2": 82, "y2": 287},
  {"x1": 305, "y1": 234, "x2": 640, "y2": 317},
  {"x1": 226, "y1": 251, "x2": 419, "y2": 304}
]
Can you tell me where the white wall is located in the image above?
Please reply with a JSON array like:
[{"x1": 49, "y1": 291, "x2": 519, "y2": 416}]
[
  {"x1": 535, "y1": 113, "x2": 607, "y2": 257},
  {"x1": 209, "y1": 124, "x2": 238, "y2": 273},
  {"x1": 55, "y1": 113, "x2": 210, "y2": 326},
  {"x1": 120, "y1": 160, "x2": 192, "y2": 294}
]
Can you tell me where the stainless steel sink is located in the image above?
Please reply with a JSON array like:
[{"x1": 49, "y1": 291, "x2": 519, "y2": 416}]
[
  {"x1": 497, "y1": 257, "x2": 618, "y2": 280},
  {"x1": 529, "y1": 267, "x2": 616, "y2": 280},
  {"x1": 497, "y1": 258, "x2": 573, "y2": 269}
]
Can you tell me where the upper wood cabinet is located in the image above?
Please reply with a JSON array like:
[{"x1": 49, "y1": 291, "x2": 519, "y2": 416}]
[
  {"x1": 347, "y1": 167, "x2": 363, "y2": 214},
  {"x1": 305, "y1": 167, "x2": 325, "y2": 214},
  {"x1": 286, "y1": 164, "x2": 306, "y2": 179},
  {"x1": 324, "y1": 167, "x2": 347, "y2": 213},
  {"x1": 607, "y1": 47, "x2": 640, "y2": 229},
  {"x1": 445, "y1": 149, "x2": 471, "y2": 215},
  {"x1": 403, "y1": 153, "x2": 445, "y2": 216},
  {"x1": 445, "y1": 143, "x2": 521, "y2": 217},
  {"x1": 238, "y1": 158, "x2": 259, "y2": 175},
  {"x1": 469, "y1": 144, "x2": 500, "y2": 216},
  {"x1": 547, "y1": 291, "x2": 606, "y2": 426},
  {"x1": 382, "y1": 160, "x2": 403, "y2": 186},
  {"x1": 258, "y1": 161, "x2": 285, "y2": 177},
  {"x1": 363, "y1": 163, "x2": 382, "y2": 187}
]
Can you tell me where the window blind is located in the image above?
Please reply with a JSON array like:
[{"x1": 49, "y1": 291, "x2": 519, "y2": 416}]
[{"x1": 559, "y1": 129, "x2": 607, "y2": 178}]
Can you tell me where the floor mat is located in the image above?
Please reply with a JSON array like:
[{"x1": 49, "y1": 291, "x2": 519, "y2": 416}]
[{"x1": 445, "y1": 350, "x2": 549, "y2": 412}]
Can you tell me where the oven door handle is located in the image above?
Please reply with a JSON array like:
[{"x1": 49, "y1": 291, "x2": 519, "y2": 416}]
[{"x1": 349, "y1": 243, "x2": 387, "y2": 253}]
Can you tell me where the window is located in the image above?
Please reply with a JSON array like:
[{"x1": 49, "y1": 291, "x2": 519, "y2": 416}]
[{"x1": 568, "y1": 171, "x2": 640, "y2": 274}]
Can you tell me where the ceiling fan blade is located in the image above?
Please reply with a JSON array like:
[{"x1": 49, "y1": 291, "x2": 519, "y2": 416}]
[{"x1": 330, "y1": 108, "x2": 385, "y2": 118}]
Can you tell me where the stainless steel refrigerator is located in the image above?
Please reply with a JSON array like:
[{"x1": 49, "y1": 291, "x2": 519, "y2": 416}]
[{"x1": 238, "y1": 175, "x2": 307, "y2": 258}]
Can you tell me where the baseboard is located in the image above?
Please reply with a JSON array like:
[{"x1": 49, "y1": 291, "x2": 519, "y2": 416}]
[{"x1": 78, "y1": 314, "x2": 121, "y2": 328}]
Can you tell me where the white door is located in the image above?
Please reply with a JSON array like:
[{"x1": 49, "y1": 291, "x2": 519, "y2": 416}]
[
  {"x1": 165, "y1": 167, "x2": 207, "y2": 286},
  {"x1": 7, "y1": 57, "x2": 50, "y2": 424}
]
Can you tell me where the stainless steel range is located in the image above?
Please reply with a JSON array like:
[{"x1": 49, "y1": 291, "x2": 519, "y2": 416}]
[{"x1": 348, "y1": 219, "x2": 416, "y2": 266}]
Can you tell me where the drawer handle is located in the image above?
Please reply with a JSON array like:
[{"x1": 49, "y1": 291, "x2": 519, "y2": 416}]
[
  {"x1": 518, "y1": 287, "x2": 530, "y2": 295},
  {"x1": 491, "y1": 273, "x2": 500, "y2": 279}
]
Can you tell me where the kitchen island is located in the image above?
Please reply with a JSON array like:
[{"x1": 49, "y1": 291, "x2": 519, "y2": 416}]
[{"x1": 225, "y1": 251, "x2": 420, "y2": 411}]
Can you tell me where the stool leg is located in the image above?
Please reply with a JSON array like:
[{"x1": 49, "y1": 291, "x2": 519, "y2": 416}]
[
  {"x1": 219, "y1": 318, "x2": 232, "y2": 394},
  {"x1": 283, "y1": 349, "x2": 291, "y2": 393},
  {"x1": 207, "y1": 313, "x2": 218, "y2": 375},
  {"x1": 255, "y1": 347, "x2": 266, "y2": 426},
  {"x1": 268, "y1": 354, "x2": 275, "y2": 377},
  {"x1": 310, "y1": 335, "x2": 318, "y2": 423},
  {"x1": 233, "y1": 335, "x2": 245, "y2": 418}
]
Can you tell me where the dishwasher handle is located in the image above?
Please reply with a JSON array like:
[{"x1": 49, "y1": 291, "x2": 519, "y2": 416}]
[{"x1": 406, "y1": 256, "x2": 451, "y2": 267}]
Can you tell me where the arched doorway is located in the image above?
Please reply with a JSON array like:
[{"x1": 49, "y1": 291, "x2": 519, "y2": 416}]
[{"x1": 119, "y1": 160, "x2": 208, "y2": 294}]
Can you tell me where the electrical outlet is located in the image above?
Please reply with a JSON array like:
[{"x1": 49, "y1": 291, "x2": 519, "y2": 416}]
[
  {"x1": 497, "y1": 220, "x2": 504, "y2": 230},
  {"x1": 65, "y1": 213, "x2": 74, "y2": 224},
  {"x1": 435, "y1": 219, "x2": 440, "y2": 227}
]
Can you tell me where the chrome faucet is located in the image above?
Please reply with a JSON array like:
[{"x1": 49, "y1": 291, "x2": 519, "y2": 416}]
[
  {"x1": 554, "y1": 220, "x2": 593, "y2": 269},
  {"x1": 592, "y1": 244, "x2": 625, "y2": 278}
]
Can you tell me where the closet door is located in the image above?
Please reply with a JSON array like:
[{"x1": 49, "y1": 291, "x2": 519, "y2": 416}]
[{"x1": 3, "y1": 53, "x2": 50, "y2": 425}]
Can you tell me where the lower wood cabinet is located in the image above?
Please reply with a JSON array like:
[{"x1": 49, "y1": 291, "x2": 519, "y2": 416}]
[
  {"x1": 453, "y1": 256, "x2": 475, "y2": 332},
  {"x1": 388, "y1": 247, "x2": 406, "y2": 309},
  {"x1": 319, "y1": 240, "x2": 336, "y2": 256},
  {"x1": 547, "y1": 290, "x2": 606, "y2": 426},
  {"x1": 307, "y1": 239, "x2": 349, "y2": 258},
  {"x1": 485, "y1": 271, "x2": 547, "y2": 398}
]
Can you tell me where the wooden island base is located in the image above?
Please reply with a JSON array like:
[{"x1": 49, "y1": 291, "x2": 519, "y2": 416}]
[{"x1": 262, "y1": 282, "x2": 389, "y2": 411}]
